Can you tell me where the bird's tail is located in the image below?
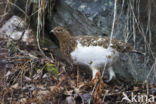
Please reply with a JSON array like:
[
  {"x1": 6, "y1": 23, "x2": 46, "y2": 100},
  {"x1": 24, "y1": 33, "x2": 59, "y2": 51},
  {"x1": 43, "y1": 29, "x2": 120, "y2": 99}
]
[{"x1": 130, "y1": 50, "x2": 145, "y2": 55}]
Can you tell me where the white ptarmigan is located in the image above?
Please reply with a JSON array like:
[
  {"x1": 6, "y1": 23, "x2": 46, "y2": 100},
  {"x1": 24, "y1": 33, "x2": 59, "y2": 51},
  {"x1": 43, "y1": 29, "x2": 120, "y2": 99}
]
[{"x1": 51, "y1": 26, "x2": 133, "y2": 81}]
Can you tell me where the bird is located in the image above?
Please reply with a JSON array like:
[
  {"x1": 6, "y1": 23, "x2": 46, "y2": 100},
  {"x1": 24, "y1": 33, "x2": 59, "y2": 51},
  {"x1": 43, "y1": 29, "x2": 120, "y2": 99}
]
[{"x1": 50, "y1": 26, "x2": 133, "y2": 81}]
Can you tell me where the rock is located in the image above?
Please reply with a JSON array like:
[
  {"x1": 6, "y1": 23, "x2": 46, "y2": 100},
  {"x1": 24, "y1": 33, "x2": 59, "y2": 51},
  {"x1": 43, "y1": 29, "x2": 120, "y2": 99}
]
[
  {"x1": 0, "y1": 16, "x2": 31, "y2": 42},
  {"x1": 51, "y1": 0, "x2": 126, "y2": 39}
]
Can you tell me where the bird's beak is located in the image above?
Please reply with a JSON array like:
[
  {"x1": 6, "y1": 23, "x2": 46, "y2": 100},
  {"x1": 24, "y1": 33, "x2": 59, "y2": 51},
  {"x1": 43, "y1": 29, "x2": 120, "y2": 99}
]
[
  {"x1": 50, "y1": 29, "x2": 54, "y2": 33},
  {"x1": 49, "y1": 29, "x2": 59, "y2": 46},
  {"x1": 50, "y1": 29, "x2": 55, "y2": 36}
]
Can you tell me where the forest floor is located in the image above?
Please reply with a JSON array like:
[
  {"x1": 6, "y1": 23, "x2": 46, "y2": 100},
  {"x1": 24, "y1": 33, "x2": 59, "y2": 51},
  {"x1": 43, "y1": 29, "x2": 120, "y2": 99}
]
[{"x1": 0, "y1": 15, "x2": 156, "y2": 104}]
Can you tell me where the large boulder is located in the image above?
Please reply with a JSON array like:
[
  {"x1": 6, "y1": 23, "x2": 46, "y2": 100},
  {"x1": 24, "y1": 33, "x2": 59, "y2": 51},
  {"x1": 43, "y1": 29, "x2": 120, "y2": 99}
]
[{"x1": 51, "y1": 0, "x2": 126, "y2": 39}]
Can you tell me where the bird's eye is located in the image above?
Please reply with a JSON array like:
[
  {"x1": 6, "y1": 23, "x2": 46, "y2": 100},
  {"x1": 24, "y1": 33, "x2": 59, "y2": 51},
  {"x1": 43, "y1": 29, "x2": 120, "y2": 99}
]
[{"x1": 56, "y1": 29, "x2": 64, "y2": 33}]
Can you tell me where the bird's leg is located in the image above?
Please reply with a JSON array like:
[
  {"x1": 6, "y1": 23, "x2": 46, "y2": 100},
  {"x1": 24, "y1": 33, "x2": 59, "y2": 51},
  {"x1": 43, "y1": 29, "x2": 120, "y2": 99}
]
[
  {"x1": 107, "y1": 66, "x2": 115, "y2": 82},
  {"x1": 91, "y1": 67, "x2": 99, "y2": 79},
  {"x1": 87, "y1": 67, "x2": 101, "y2": 86}
]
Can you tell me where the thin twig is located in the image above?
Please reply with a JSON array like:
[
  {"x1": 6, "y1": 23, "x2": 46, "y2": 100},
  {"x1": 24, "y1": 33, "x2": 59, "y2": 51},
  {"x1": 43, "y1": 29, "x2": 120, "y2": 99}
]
[{"x1": 109, "y1": 0, "x2": 118, "y2": 46}]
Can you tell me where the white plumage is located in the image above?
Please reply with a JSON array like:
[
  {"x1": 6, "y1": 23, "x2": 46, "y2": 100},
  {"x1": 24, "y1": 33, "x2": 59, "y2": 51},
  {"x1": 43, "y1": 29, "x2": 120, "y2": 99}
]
[{"x1": 71, "y1": 41, "x2": 119, "y2": 80}]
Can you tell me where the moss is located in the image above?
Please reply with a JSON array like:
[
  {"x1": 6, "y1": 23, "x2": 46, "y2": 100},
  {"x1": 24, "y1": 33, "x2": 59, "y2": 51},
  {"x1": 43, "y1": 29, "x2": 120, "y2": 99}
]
[{"x1": 45, "y1": 63, "x2": 59, "y2": 74}]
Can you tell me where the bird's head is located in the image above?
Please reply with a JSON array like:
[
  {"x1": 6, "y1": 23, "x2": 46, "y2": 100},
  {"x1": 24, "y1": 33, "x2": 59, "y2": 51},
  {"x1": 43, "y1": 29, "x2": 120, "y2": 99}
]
[{"x1": 50, "y1": 26, "x2": 71, "y2": 41}]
